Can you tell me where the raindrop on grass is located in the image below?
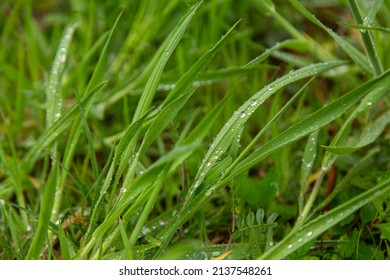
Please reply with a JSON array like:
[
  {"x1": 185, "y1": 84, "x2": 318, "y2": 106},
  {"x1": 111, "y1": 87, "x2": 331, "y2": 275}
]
[
  {"x1": 239, "y1": 111, "x2": 246, "y2": 118},
  {"x1": 306, "y1": 231, "x2": 313, "y2": 237},
  {"x1": 249, "y1": 99, "x2": 258, "y2": 106}
]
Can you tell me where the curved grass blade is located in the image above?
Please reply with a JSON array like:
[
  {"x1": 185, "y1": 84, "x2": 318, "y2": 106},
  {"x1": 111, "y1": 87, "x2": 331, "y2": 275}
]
[
  {"x1": 91, "y1": 95, "x2": 230, "y2": 258},
  {"x1": 132, "y1": 1, "x2": 202, "y2": 123},
  {"x1": 259, "y1": 175, "x2": 390, "y2": 259},
  {"x1": 51, "y1": 13, "x2": 123, "y2": 226},
  {"x1": 119, "y1": 2, "x2": 203, "y2": 188},
  {"x1": 322, "y1": 110, "x2": 390, "y2": 155},
  {"x1": 23, "y1": 82, "x2": 107, "y2": 171},
  {"x1": 289, "y1": 0, "x2": 373, "y2": 75},
  {"x1": 322, "y1": 70, "x2": 390, "y2": 171},
  {"x1": 46, "y1": 22, "x2": 78, "y2": 129},
  {"x1": 77, "y1": 144, "x2": 199, "y2": 259},
  {"x1": 231, "y1": 70, "x2": 390, "y2": 179},
  {"x1": 187, "y1": 61, "x2": 347, "y2": 198},
  {"x1": 244, "y1": 39, "x2": 309, "y2": 68},
  {"x1": 138, "y1": 20, "x2": 240, "y2": 156},
  {"x1": 154, "y1": 61, "x2": 347, "y2": 257}
]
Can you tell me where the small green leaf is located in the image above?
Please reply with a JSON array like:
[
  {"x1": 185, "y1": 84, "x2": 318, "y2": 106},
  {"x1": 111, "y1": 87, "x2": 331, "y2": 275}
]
[
  {"x1": 378, "y1": 223, "x2": 390, "y2": 241},
  {"x1": 267, "y1": 213, "x2": 278, "y2": 224},
  {"x1": 256, "y1": 209, "x2": 265, "y2": 225}
]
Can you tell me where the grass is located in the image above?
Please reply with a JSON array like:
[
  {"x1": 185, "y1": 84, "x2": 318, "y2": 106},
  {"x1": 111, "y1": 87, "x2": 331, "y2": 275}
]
[{"x1": 0, "y1": 0, "x2": 390, "y2": 260}]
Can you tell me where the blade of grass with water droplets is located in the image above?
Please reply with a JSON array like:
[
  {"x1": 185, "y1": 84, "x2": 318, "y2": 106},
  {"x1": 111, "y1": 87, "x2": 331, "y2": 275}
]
[
  {"x1": 299, "y1": 130, "x2": 319, "y2": 213},
  {"x1": 46, "y1": 22, "x2": 78, "y2": 129},
  {"x1": 132, "y1": 1, "x2": 202, "y2": 123},
  {"x1": 187, "y1": 61, "x2": 347, "y2": 198},
  {"x1": 23, "y1": 82, "x2": 107, "y2": 171},
  {"x1": 322, "y1": 110, "x2": 390, "y2": 155},
  {"x1": 120, "y1": 2, "x2": 203, "y2": 188},
  {"x1": 348, "y1": 0, "x2": 383, "y2": 75},
  {"x1": 154, "y1": 62, "x2": 346, "y2": 257},
  {"x1": 136, "y1": 20, "x2": 239, "y2": 154},
  {"x1": 259, "y1": 175, "x2": 390, "y2": 260},
  {"x1": 322, "y1": 70, "x2": 390, "y2": 171},
  {"x1": 289, "y1": 0, "x2": 373, "y2": 75},
  {"x1": 231, "y1": 70, "x2": 390, "y2": 180}
]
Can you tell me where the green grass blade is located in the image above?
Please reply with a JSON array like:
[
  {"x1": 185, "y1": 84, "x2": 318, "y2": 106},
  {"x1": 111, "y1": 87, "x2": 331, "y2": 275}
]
[
  {"x1": 244, "y1": 39, "x2": 309, "y2": 67},
  {"x1": 348, "y1": 0, "x2": 383, "y2": 75},
  {"x1": 26, "y1": 162, "x2": 58, "y2": 259},
  {"x1": 22, "y1": 82, "x2": 107, "y2": 171},
  {"x1": 78, "y1": 101, "x2": 100, "y2": 180},
  {"x1": 154, "y1": 61, "x2": 346, "y2": 257},
  {"x1": 132, "y1": 1, "x2": 202, "y2": 123},
  {"x1": 259, "y1": 176, "x2": 390, "y2": 259},
  {"x1": 187, "y1": 61, "x2": 346, "y2": 198},
  {"x1": 322, "y1": 70, "x2": 390, "y2": 171},
  {"x1": 322, "y1": 110, "x2": 390, "y2": 155},
  {"x1": 46, "y1": 22, "x2": 78, "y2": 129},
  {"x1": 58, "y1": 225, "x2": 75, "y2": 260},
  {"x1": 231, "y1": 70, "x2": 390, "y2": 179},
  {"x1": 289, "y1": 0, "x2": 373, "y2": 75},
  {"x1": 138, "y1": 21, "x2": 239, "y2": 156},
  {"x1": 299, "y1": 130, "x2": 319, "y2": 213}
]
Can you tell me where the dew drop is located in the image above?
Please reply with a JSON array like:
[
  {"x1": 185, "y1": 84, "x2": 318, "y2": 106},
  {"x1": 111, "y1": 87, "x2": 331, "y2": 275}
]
[
  {"x1": 211, "y1": 251, "x2": 221, "y2": 257},
  {"x1": 327, "y1": 218, "x2": 333, "y2": 223},
  {"x1": 298, "y1": 238, "x2": 303, "y2": 243},
  {"x1": 206, "y1": 161, "x2": 211, "y2": 167},
  {"x1": 239, "y1": 111, "x2": 246, "y2": 118},
  {"x1": 306, "y1": 231, "x2": 313, "y2": 237},
  {"x1": 287, "y1": 244, "x2": 293, "y2": 249},
  {"x1": 249, "y1": 99, "x2": 258, "y2": 106}
]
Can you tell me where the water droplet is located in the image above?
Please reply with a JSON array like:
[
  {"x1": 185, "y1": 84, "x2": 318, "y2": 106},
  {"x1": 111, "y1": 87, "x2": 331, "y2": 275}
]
[
  {"x1": 327, "y1": 218, "x2": 333, "y2": 223},
  {"x1": 234, "y1": 110, "x2": 239, "y2": 115},
  {"x1": 298, "y1": 238, "x2": 302, "y2": 243},
  {"x1": 59, "y1": 54, "x2": 67, "y2": 63},
  {"x1": 206, "y1": 161, "x2": 211, "y2": 167},
  {"x1": 306, "y1": 231, "x2": 313, "y2": 237},
  {"x1": 239, "y1": 111, "x2": 246, "y2": 118},
  {"x1": 269, "y1": 242, "x2": 274, "y2": 246},
  {"x1": 367, "y1": 101, "x2": 372, "y2": 106},
  {"x1": 249, "y1": 99, "x2": 258, "y2": 106},
  {"x1": 338, "y1": 212, "x2": 344, "y2": 217},
  {"x1": 287, "y1": 244, "x2": 293, "y2": 249}
]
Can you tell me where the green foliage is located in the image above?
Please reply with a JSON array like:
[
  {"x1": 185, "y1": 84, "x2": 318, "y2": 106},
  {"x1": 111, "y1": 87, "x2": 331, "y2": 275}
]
[{"x1": 1, "y1": 0, "x2": 389, "y2": 260}]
